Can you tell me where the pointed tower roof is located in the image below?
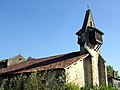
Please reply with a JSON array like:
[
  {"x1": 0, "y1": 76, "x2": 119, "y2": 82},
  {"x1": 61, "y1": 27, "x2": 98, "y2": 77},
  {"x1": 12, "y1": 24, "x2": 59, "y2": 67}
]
[
  {"x1": 76, "y1": 9, "x2": 104, "y2": 51},
  {"x1": 76, "y1": 9, "x2": 95, "y2": 35}
]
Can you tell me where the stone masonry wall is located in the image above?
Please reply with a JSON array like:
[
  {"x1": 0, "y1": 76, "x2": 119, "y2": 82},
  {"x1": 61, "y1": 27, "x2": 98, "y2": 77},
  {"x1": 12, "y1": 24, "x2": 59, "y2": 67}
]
[{"x1": 65, "y1": 59, "x2": 85, "y2": 88}]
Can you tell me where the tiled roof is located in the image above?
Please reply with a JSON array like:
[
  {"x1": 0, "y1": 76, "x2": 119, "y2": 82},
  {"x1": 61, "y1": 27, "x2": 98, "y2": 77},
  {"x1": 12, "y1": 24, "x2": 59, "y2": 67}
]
[{"x1": 0, "y1": 51, "x2": 89, "y2": 75}]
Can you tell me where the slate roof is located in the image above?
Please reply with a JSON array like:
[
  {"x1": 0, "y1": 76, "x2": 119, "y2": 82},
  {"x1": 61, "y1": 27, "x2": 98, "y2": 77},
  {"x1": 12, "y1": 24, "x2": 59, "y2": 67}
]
[{"x1": 0, "y1": 51, "x2": 89, "y2": 75}]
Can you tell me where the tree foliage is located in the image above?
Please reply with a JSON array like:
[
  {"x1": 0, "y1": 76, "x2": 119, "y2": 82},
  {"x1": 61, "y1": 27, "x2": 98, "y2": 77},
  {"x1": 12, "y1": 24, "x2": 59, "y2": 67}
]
[{"x1": 107, "y1": 65, "x2": 119, "y2": 77}]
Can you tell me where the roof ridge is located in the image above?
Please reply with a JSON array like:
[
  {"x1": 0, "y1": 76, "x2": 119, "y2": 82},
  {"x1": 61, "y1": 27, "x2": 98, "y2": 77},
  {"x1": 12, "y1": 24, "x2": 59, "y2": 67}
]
[{"x1": 28, "y1": 51, "x2": 81, "y2": 61}]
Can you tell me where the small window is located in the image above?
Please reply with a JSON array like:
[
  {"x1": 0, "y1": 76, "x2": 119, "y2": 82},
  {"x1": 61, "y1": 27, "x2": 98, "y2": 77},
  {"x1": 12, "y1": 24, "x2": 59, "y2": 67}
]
[
  {"x1": 90, "y1": 21, "x2": 92, "y2": 27},
  {"x1": 19, "y1": 58, "x2": 22, "y2": 60}
]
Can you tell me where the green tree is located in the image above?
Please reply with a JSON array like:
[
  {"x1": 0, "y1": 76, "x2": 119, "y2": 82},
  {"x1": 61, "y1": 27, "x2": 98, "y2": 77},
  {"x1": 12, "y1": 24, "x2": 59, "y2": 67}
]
[
  {"x1": 107, "y1": 65, "x2": 114, "y2": 75},
  {"x1": 107, "y1": 65, "x2": 119, "y2": 77}
]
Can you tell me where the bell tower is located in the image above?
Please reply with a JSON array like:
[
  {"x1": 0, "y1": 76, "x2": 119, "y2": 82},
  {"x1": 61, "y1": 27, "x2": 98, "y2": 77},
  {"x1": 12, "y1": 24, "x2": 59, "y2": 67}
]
[
  {"x1": 76, "y1": 9, "x2": 105, "y2": 86},
  {"x1": 76, "y1": 9, "x2": 104, "y2": 54}
]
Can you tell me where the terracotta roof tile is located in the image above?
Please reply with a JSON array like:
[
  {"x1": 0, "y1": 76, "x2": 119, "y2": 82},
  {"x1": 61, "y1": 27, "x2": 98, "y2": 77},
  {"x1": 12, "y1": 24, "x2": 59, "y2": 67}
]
[{"x1": 0, "y1": 51, "x2": 89, "y2": 75}]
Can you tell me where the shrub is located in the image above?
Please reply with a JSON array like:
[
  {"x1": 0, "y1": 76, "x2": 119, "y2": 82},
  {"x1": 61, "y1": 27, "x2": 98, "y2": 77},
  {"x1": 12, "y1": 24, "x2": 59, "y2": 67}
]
[
  {"x1": 0, "y1": 72, "x2": 119, "y2": 90},
  {"x1": 65, "y1": 82, "x2": 80, "y2": 90},
  {"x1": 80, "y1": 84, "x2": 119, "y2": 90}
]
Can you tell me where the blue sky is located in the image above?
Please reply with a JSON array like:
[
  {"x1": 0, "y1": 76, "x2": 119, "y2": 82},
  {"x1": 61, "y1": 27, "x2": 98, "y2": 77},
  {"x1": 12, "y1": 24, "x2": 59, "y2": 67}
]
[{"x1": 0, "y1": 0, "x2": 120, "y2": 73}]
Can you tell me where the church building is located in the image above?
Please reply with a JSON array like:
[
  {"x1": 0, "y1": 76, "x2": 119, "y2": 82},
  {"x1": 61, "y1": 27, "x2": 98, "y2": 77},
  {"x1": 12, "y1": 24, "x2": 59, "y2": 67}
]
[{"x1": 0, "y1": 9, "x2": 108, "y2": 88}]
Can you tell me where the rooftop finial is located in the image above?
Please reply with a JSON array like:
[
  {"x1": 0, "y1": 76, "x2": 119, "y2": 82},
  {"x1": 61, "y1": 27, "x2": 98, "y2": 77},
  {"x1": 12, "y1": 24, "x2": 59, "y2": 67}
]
[{"x1": 87, "y1": 5, "x2": 90, "y2": 10}]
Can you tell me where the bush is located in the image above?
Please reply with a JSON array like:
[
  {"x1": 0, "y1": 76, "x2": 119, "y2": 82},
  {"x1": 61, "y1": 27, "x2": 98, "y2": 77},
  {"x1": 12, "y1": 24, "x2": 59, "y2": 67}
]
[
  {"x1": 0, "y1": 72, "x2": 119, "y2": 90},
  {"x1": 0, "y1": 72, "x2": 80, "y2": 90},
  {"x1": 65, "y1": 83, "x2": 80, "y2": 90},
  {"x1": 80, "y1": 84, "x2": 119, "y2": 90}
]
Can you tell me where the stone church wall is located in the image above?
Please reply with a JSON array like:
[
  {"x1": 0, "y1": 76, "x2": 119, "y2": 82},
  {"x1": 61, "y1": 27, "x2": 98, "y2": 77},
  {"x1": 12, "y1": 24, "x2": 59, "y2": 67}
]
[{"x1": 65, "y1": 59, "x2": 85, "y2": 88}]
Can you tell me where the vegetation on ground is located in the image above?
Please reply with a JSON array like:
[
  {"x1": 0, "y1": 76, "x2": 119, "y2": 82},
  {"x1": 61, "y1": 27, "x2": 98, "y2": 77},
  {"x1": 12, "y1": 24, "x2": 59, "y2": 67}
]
[{"x1": 0, "y1": 71, "x2": 119, "y2": 90}]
